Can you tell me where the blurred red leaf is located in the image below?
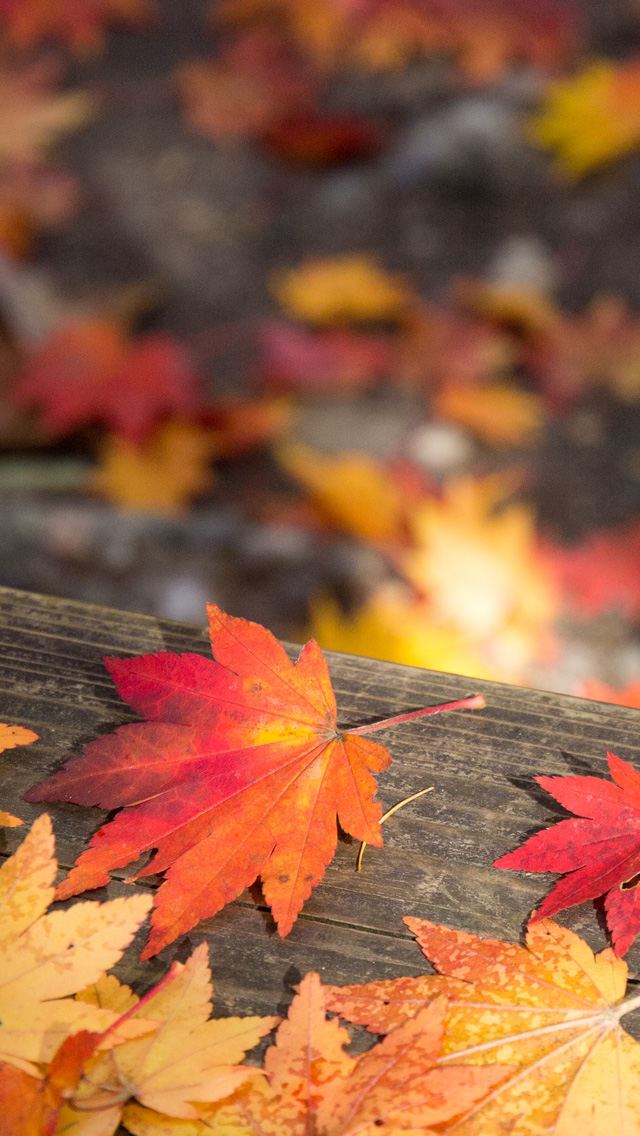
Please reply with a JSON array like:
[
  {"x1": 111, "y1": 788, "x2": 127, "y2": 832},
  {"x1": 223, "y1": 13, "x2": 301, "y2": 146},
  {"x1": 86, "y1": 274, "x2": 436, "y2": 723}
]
[
  {"x1": 550, "y1": 521, "x2": 640, "y2": 620},
  {"x1": 11, "y1": 320, "x2": 202, "y2": 444},
  {"x1": 259, "y1": 321, "x2": 394, "y2": 391},
  {"x1": 260, "y1": 110, "x2": 384, "y2": 164}
]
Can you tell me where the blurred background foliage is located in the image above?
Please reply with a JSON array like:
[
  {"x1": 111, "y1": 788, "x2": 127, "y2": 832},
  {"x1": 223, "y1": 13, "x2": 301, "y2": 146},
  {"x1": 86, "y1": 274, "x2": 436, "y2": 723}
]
[{"x1": 3, "y1": 0, "x2": 640, "y2": 702}]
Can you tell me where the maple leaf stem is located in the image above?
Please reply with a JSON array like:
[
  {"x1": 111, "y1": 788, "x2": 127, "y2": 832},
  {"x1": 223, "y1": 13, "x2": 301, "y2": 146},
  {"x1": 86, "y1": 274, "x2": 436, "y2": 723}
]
[
  {"x1": 620, "y1": 990, "x2": 640, "y2": 1017},
  {"x1": 345, "y1": 694, "x2": 486, "y2": 735}
]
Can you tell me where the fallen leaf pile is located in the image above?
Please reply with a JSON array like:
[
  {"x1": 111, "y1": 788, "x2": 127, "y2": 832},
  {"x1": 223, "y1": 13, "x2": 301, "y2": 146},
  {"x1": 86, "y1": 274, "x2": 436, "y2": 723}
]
[{"x1": 0, "y1": 817, "x2": 277, "y2": 1136}]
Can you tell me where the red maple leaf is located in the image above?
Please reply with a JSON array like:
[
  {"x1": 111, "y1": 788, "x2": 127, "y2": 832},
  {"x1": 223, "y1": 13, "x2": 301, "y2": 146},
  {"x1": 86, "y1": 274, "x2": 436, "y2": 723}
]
[
  {"x1": 25, "y1": 604, "x2": 483, "y2": 958},
  {"x1": 495, "y1": 751, "x2": 640, "y2": 956},
  {"x1": 10, "y1": 320, "x2": 202, "y2": 443}
]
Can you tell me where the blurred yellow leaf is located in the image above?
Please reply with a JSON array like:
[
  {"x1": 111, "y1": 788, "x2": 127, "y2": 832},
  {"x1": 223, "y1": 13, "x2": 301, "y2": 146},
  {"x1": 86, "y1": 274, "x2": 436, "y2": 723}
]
[
  {"x1": 311, "y1": 584, "x2": 496, "y2": 680},
  {"x1": 271, "y1": 255, "x2": 411, "y2": 325},
  {"x1": 91, "y1": 422, "x2": 214, "y2": 514},
  {"x1": 403, "y1": 476, "x2": 557, "y2": 654},
  {"x1": 532, "y1": 59, "x2": 640, "y2": 176}
]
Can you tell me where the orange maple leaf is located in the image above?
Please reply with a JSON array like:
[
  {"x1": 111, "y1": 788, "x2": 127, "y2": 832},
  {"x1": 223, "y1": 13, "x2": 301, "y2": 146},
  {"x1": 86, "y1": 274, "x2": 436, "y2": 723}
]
[
  {"x1": 0, "y1": 0, "x2": 154, "y2": 53},
  {"x1": 25, "y1": 604, "x2": 483, "y2": 956},
  {"x1": 327, "y1": 917, "x2": 640, "y2": 1133},
  {"x1": 127, "y1": 972, "x2": 508, "y2": 1136}
]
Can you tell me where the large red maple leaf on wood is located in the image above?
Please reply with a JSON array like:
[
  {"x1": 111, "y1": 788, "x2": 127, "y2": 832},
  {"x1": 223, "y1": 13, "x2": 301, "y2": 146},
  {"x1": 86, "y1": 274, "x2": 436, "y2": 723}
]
[
  {"x1": 26, "y1": 604, "x2": 483, "y2": 957},
  {"x1": 495, "y1": 751, "x2": 640, "y2": 957}
]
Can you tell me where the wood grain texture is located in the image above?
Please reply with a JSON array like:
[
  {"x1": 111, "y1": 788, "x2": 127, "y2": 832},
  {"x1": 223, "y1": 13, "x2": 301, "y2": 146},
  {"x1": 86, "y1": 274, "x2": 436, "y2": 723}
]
[{"x1": 2, "y1": 584, "x2": 640, "y2": 1026}]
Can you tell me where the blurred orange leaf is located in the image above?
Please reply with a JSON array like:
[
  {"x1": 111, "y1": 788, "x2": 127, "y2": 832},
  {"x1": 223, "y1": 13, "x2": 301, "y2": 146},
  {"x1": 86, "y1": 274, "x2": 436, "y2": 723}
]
[
  {"x1": 217, "y1": 0, "x2": 574, "y2": 80},
  {"x1": 271, "y1": 254, "x2": 412, "y2": 325},
  {"x1": 433, "y1": 383, "x2": 544, "y2": 447},
  {"x1": 403, "y1": 475, "x2": 557, "y2": 674},
  {"x1": 278, "y1": 441, "x2": 408, "y2": 544},
  {"x1": 311, "y1": 584, "x2": 497, "y2": 679},
  {"x1": 0, "y1": 0, "x2": 154, "y2": 53},
  {"x1": 176, "y1": 29, "x2": 315, "y2": 141},
  {"x1": 581, "y1": 680, "x2": 640, "y2": 709}
]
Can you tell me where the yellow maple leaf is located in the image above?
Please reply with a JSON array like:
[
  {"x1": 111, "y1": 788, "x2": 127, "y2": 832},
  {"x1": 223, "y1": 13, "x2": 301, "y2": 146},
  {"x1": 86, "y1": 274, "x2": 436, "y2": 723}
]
[
  {"x1": 311, "y1": 584, "x2": 497, "y2": 681},
  {"x1": 60, "y1": 942, "x2": 277, "y2": 1134},
  {"x1": 271, "y1": 255, "x2": 411, "y2": 325},
  {"x1": 327, "y1": 917, "x2": 640, "y2": 1134},
  {"x1": 0, "y1": 815, "x2": 153, "y2": 1069},
  {"x1": 432, "y1": 383, "x2": 545, "y2": 447},
  {"x1": 532, "y1": 59, "x2": 640, "y2": 177},
  {"x1": 278, "y1": 441, "x2": 408, "y2": 545},
  {"x1": 91, "y1": 422, "x2": 214, "y2": 514}
]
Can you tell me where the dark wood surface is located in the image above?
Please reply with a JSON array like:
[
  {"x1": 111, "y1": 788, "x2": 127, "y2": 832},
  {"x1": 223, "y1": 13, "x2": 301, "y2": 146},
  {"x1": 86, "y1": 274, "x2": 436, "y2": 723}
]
[{"x1": 2, "y1": 584, "x2": 640, "y2": 1025}]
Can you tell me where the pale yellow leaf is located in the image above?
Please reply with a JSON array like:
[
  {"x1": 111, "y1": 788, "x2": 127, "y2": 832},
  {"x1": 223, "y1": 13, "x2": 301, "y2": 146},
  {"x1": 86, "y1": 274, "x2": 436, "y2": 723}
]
[
  {"x1": 0, "y1": 812, "x2": 56, "y2": 944},
  {"x1": 0, "y1": 819, "x2": 152, "y2": 1064}
]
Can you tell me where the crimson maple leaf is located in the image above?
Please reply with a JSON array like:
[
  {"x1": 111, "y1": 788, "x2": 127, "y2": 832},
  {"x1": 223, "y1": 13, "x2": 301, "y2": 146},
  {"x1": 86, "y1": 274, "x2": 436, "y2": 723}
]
[
  {"x1": 495, "y1": 751, "x2": 640, "y2": 956},
  {"x1": 10, "y1": 320, "x2": 202, "y2": 444},
  {"x1": 25, "y1": 604, "x2": 482, "y2": 958}
]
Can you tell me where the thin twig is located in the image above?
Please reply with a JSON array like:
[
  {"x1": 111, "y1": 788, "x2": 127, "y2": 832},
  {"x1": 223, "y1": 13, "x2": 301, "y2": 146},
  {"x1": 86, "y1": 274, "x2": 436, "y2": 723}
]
[{"x1": 356, "y1": 786, "x2": 434, "y2": 872}]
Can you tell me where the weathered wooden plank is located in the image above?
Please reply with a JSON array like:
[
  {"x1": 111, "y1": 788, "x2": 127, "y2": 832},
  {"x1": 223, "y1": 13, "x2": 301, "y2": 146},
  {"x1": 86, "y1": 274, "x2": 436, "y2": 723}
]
[{"x1": 2, "y1": 583, "x2": 640, "y2": 1022}]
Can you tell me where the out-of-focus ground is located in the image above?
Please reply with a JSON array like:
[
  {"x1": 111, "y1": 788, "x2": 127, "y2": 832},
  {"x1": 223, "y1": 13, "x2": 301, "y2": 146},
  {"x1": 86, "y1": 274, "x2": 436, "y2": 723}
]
[{"x1": 4, "y1": 0, "x2": 640, "y2": 699}]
